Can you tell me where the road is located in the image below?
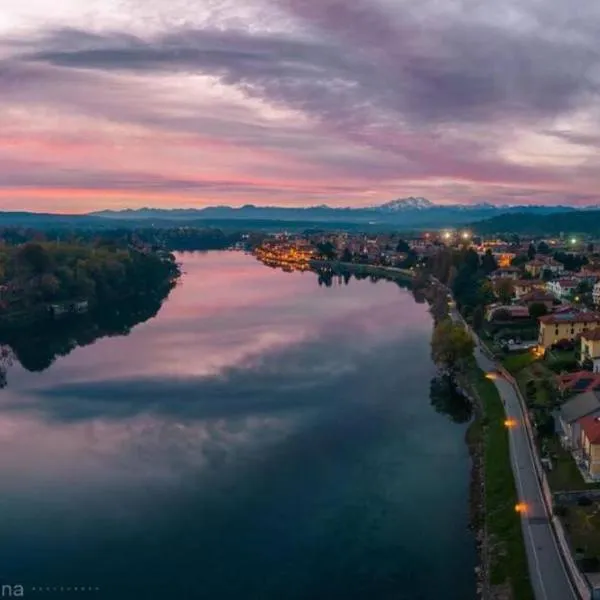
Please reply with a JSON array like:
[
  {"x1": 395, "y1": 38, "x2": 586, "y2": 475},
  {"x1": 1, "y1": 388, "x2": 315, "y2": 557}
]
[
  {"x1": 443, "y1": 297, "x2": 580, "y2": 599},
  {"x1": 474, "y1": 347, "x2": 578, "y2": 600}
]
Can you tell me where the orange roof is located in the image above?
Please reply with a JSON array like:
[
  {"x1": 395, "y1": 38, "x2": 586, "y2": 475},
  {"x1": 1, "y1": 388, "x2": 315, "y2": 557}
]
[{"x1": 579, "y1": 415, "x2": 600, "y2": 444}]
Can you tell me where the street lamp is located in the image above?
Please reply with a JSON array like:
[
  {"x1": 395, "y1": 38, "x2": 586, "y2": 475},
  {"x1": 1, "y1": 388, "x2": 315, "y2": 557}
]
[
  {"x1": 570, "y1": 237, "x2": 577, "y2": 245},
  {"x1": 461, "y1": 231, "x2": 471, "y2": 240}
]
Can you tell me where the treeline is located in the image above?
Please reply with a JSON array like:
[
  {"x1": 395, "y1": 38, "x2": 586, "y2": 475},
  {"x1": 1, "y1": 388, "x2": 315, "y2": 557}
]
[
  {"x1": 0, "y1": 226, "x2": 244, "y2": 252},
  {"x1": 473, "y1": 210, "x2": 600, "y2": 236},
  {"x1": 0, "y1": 237, "x2": 179, "y2": 319},
  {"x1": 426, "y1": 247, "x2": 497, "y2": 324}
]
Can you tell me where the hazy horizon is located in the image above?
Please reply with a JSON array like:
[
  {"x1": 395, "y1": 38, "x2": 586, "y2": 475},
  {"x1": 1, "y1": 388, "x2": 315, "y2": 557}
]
[{"x1": 1, "y1": 1, "x2": 599, "y2": 212}]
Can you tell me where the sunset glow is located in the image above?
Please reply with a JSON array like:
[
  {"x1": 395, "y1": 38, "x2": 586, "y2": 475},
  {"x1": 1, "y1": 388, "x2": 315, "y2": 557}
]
[{"x1": 2, "y1": 0, "x2": 600, "y2": 212}]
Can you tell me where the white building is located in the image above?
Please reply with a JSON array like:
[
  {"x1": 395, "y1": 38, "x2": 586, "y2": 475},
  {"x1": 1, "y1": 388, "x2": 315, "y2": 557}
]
[{"x1": 547, "y1": 278, "x2": 578, "y2": 300}]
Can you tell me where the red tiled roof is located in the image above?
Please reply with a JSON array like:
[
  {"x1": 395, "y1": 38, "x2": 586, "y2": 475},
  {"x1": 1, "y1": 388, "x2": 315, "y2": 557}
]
[
  {"x1": 582, "y1": 328, "x2": 600, "y2": 341},
  {"x1": 539, "y1": 312, "x2": 600, "y2": 325},
  {"x1": 521, "y1": 291, "x2": 553, "y2": 302},
  {"x1": 579, "y1": 415, "x2": 600, "y2": 444}
]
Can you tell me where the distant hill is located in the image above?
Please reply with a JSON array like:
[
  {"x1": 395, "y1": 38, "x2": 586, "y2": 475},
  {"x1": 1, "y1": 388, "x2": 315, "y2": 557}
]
[
  {"x1": 472, "y1": 210, "x2": 600, "y2": 236},
  {"x1": 90, "y1": 198, "x2": 581, "y2": 229}
]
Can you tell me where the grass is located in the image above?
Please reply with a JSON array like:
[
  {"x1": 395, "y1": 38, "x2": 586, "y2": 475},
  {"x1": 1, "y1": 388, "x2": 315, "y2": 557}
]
[
  {"x1": 544, "y1": 437, "x2": 600, "y2": 492},
  {"x1": 502, "y1": 352, "x2": 537, "y2": 376},
  {"x1": 468, "y1": 365, "x2": 535, "y2": 600},
  {"x1": 562, "y1": 504, "x2": 600, "y2": 564}
]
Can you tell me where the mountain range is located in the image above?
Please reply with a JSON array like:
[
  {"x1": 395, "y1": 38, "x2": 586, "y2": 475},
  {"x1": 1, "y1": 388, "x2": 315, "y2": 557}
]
[
  {"x1": 89, "y1": 197, "x2": 586, "y2": 228},
  {"x1": 0, "y1": 198, "x2": 596, "y2": 232}
]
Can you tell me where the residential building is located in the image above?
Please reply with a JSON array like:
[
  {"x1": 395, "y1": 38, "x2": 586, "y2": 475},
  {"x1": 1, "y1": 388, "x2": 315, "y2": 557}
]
[
  {"x1": 490, "y1": 266, "x2": 521, "y2": 280},
  {"x1": 557, "y1": 391, "x2": 600, "y2": 450},
  {"x1": 546, "y1": 278, "x2": 578, "y2": 300},
  {"x1": 558, "y1": 372, "x2": 600, "y2": 397},
  {"x1": 580, "y1": 328, "x2": 600, "y2": 372},
  {"x1": 579, "y1": 415, "x2": 600, "y2": 479},
  {"x1": 519, "y1": 290, "x2": 554, "y2": 311},
  {"x1": 524, "y1": 259, "x2": 546, "y2": 278},
  {"x1": 593, "y1": 282, "x2": 600, "y2": 306},
  {"x1": 486, "y1": 304, "x2": 531, "y2": 321},
  {"x1": 513, "y1": 280, "x2": 546, "y2": 299},
  {"x1": 537, "y1": 312, "x2": 600, "y2": 350}
]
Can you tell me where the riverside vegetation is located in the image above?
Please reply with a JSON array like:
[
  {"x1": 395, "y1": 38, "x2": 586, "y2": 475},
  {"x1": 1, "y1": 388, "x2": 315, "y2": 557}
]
[{"x1": 429, "y1": 281, "x2": 533, "y2": 600}]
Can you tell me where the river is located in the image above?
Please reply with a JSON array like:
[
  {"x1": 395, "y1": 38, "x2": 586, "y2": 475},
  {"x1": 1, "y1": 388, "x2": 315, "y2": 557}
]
[{"x1": 0, "y1": 251, "x2": 476, "y2": 599}]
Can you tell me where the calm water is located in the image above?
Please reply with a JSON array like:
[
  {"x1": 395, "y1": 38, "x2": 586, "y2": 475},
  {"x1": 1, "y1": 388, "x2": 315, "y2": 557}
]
[{"x1": 0, "y1": 251, "x2": 476, "y2": 599}]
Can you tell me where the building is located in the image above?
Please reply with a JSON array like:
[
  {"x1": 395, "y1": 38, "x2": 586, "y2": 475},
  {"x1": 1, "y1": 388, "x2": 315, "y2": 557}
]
[
  {"x1": 519, "y1": 290, "x2": 554, "y2": 310},
  {"x1": 490, "y1": 266, "x2": 521, "y2": 280},
  {"x1": 579, "y1": 415, "x2": 600, "y2": 479},
  {"x1": 593, "y1": 282, "x2": 600, "y2": 306},
  {"x1": 558, "y1": 372, "x2": 600, "y2": 397},
  {"x1": 524, "y1": 259, "x2": 546, "y2": 278},
  {"x1": 537, "y1": 312, "x2": 600, "y2": 350},
  {"x1": 546, "y1": 278, "x2": 578, "y2": 300},
  {"x1": 557, "y1": 391, "x2": 600, "y2": 450},
  {"x1": 580, "y1": 328, "x2": 600, "y2": 372},
  {"x1": 513, "y1": 280, "x2": 547, "y2": 299},
  {"x1": 486, "y1": 304, "x2": 531, "y2": 321}
]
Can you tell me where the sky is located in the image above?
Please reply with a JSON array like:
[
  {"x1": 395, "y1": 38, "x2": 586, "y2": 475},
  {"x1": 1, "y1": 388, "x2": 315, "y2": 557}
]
[{"x1": 1, "y1": 0, "x2": 599, "y2": 212}]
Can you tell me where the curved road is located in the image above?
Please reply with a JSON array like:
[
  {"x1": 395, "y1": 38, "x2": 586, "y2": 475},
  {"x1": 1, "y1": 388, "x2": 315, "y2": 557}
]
[{"x1": 474, "y1": 345, "x2": 579, "y2": 600}]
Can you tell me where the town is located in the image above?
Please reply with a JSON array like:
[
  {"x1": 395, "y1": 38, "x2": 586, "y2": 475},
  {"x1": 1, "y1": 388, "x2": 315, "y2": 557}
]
[{"x1": 253, "y1": 227, "x2": 600, "y2": 599}]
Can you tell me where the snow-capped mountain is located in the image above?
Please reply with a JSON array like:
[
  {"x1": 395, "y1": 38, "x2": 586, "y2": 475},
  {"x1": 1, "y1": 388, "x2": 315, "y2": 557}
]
[{"x1": 377, "y1": 197, "x2": 434, "y2": 211}]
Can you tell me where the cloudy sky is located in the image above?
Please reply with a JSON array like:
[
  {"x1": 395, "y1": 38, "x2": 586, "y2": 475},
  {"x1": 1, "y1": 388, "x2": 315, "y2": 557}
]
[{"x1": 1, "y1": 0, "x2": 599, "y2": 212}]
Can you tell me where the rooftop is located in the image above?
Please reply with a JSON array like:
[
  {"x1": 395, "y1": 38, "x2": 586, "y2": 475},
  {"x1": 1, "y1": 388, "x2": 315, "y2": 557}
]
[
  {"x1": 580, "y1": 414, "x2": 600, "y2": 444},
  {"x1": 582, "y1": 328, "x2": 600, "y2": 342},
  {"x1": 539, "y1": 312, "x2": 600, "y2": 325}
]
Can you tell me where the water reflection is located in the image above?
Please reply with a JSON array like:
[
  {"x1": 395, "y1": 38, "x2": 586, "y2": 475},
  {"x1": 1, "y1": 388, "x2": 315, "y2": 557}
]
[
  {"x1": 429, "y1": 375, "x2": 473, "y2": 424},
  {"x1": 0, "y1": 252, "x2": 476, "y2": 600}
]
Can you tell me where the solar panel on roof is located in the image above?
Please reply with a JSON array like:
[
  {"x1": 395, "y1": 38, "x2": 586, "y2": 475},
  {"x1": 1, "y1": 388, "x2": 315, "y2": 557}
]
[{"x1": 574, "y1": 378, "x2": 594, "y2": 390}]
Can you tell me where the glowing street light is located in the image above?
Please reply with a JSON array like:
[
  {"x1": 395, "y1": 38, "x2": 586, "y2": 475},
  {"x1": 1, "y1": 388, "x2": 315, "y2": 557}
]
[
  {"x1": 443, "y1": 231, "x2": 452, "y2": 240},
  {"x1": 504, "y1": 418, "x2": 517, "y2": 429},
  {"x1": 461, "y1": 231, "x2": 471, "y2": 240},
  {"x1": 570, "y1": 237, "x2": 577, "y2": 245},
  {"x1": 515, "y1": 502, "x2": 528, "y2": 514}
]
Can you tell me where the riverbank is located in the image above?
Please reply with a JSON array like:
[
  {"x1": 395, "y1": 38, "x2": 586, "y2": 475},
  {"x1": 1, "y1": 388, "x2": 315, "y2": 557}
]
[
  {"x1": 465, "y1": 366, "x2": 534, "y2": 600},
  {"x1": 308, "y1": 259, "x2": 415, "y2": 280}
]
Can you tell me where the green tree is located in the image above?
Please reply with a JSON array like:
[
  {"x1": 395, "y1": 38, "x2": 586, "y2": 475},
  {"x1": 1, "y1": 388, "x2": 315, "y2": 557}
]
[
  {"x1": 341, "y1": 248, "x2": 353, "y2": 263},
  {"x1": 495, "y1": 278, "x2": 515, "y2": 305},
  {"x1": 431, "y1": 319, "x2": 475, "y2": 374},
  {"x1": 396, "y1": 239, "x2": 410, "y2": 252},
  {"x1": 537, "y1": 241, "x2": 550, "y2": 255},
  {"x1": 16, "y1": 242, "x2": 52, "y2": 275},
  {"x1": 528, "y1": 302, "x2": 548, "y2": 319},
  {"x1": 527, "y1": 243, "x2": 536, "y2": 260},
  {"x1": 481, "y1": 249, "x2": 497, "y2": 274},
  {"x1": 472, "y1": 305, "x2": 485, "y2": 332},
  {"x1": 316, "y1": 241, "x2": 337, "y2": 260}
]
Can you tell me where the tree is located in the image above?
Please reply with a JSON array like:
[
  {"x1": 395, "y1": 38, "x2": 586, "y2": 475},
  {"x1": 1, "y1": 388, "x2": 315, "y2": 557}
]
[
  {"x1": 481, "y1": 249, "x2": 497, "y2": 274},
  {"x1": 477, "y1": 280, "x2": 495, "y2": 306},
  {"x1": 495, "y1": 279, "x2": 515, "y2": 305},
  {"x1": 396, "y1": 239, "x2": 410, "y2": 252},
  {"x1": 16, "y1": 242, "x2": 52, "y2": 275},
  {"x1": 316, "y1": 241, "x2": 337, "y2": 260},
  {"x1": 340, "y1": 248, "x2": 353, "y2": 263},
  {"x1": 511, "y1": 254, "x2": 528, "y2": 267},
  {"x1": 472, "y1": 305, "x2": 485, "y2": 332},
  {"x1": 527, "y1": 243, "x2": 536, "y2": 260},
  {"x1": 528, "y1": 302, "x2": 548, "y2": 319},
  {"x1": 431, "y1": 319, "x2": 475, "y2": 374},
  {"x1": 537, "y1": 241, "x2": 550, "y2": 255}
]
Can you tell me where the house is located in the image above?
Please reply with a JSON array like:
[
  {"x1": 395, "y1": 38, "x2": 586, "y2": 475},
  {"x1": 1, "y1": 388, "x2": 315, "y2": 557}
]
[
  {"x1": 543, "y1": 257, "x2": 566, "y2": 275},
  {"x1": 580, "y1": 328, "x2": 600, "y2": 372},
  {"x1": 593, "y1": 282, "x2": 600, "y2": 306},
  {"x1": 513, "y1": 280, "x2": 546, "y2": 299},
  {"x1": 524, "y1": 259, "x2": 546, "y2": 278},
  {"x1": 537, "y1": 311, "x2": 600, "y2": 350},
  {"x1": 490, "y1": 266, "x2": 521, "y2": 280},
  {"x1": 579, "y1": 415, "x2": 600, "y2": 479},
  {"x1": 486, "y1": 304, "x2": 531, "y2": 322},
  {"x1": 546, "y1": 278, "x2": 578, "y2": 300},
  {"x1": 557, "y1": 391, "x2": 600, "y2": 450},
  {"x1": 519, "y1": 290, "x2": 554, "y2": 310},
  {"x1": 558, "y1": 372, "x2": 600, "y2": 397}
]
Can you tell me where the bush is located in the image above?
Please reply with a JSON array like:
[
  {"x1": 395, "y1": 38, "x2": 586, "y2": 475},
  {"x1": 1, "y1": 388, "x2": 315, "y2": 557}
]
[{"x1": 554, "y1": 505, "x2": 568, "y2": 517}]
